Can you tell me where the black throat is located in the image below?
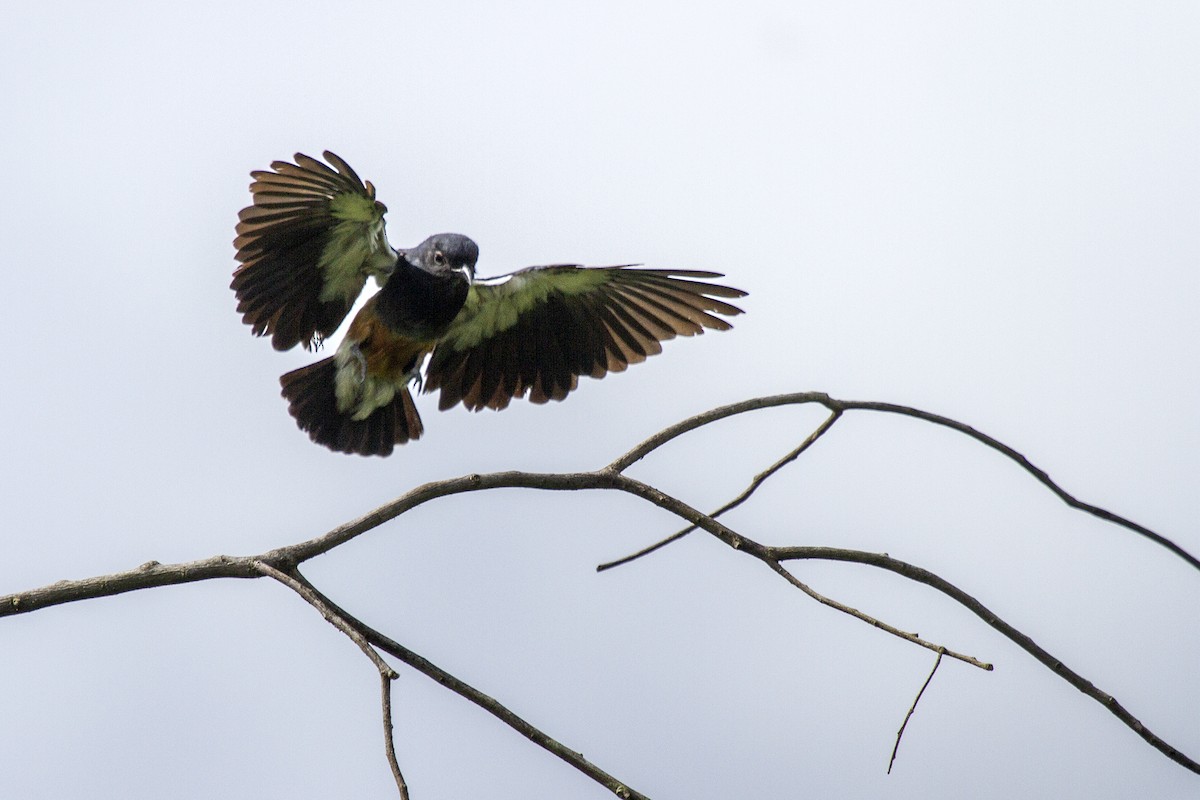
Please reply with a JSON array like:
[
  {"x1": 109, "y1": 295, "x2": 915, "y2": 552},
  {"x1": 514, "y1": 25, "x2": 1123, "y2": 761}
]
[{"x1": 373, "y1": 259, "x2": 470, "y2": 341}]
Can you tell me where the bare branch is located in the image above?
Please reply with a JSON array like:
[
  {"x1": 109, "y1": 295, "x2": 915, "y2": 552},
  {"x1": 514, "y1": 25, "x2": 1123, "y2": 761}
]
[
  {"x1": 597, "y1": 409, "x2": 843, "y2": 571},
  {"x1": 605, "y1": 393, "x2": 831, "y2": 472},
  {"x1": 2, "y1": 393, "x2": 1196, "y2": 782},
  {"x1": 252, "y1": 561, "x2": 397, "y2": 679},
  {"x1": 591, "y1": 474, "x2": 1200, "y2": 772},
  {"x1": 768, "y1": 545, "x2": 1200, "y2": 774},
  {"x1": 380, "y1": 671, "x2": 410, "y2": 800},
  {"x1": 889, "y1": 649, "x2": 944, "y2": 774},
  {"x1": 603, "y1": 473, "x2": 990, "y2": 664},
  {"x1": 828, "y1": 397, "x2": 1200, "y2": 573},
  {"x1": 1, "y1": 556, "x2": 258, "y2": 619},
  {"x1": 288, "y1": 574, "x2": 651, "y2": 800},
  {"x1": 249, "y1": 563, "x2": 411, "y2": 798},
  {"x1": 262, "y1": 470, "x2": 619, "y2": 566},
  {"x1": 766, "y1": 561, "x2": 990, "y2": 670},
  {"x1": 603, "y1": 393, "x2": 1199, "y2": 572}
]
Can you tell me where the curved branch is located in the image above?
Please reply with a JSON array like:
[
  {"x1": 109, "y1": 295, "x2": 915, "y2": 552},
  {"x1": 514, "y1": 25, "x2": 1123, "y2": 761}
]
[
  {"x1": 597, "y1": 409, "x2": 843, "y2": 571},
  {"x1": 769, "y1": 545, "x2": 1200, "y2": 775},
  {"x1": 299, "y1": 462, "x2": 1198, "y2": 772},
  {"x1": 606, "y1": 393, "x2": 1199, "y2": 572},
  {"x1": 2, "y1": 392, "x2": 1196, "y2": 782},
  {"x1": 829, "y1": 398, "x2": 1200, "y2": 572}
]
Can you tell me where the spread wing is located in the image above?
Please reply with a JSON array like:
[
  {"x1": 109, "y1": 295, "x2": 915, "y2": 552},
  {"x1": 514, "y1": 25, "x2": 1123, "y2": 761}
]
[
  {"x1": 424, "y1": 266, "x2": 747, "y2": 411},
  {"x1": 231, "y1": 151, "x2": 398, "y2": 351}
]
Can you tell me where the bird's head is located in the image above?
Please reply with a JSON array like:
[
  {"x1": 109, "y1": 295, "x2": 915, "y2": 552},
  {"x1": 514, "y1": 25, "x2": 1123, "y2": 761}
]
[{"x1": 404, "y1": 233, "x2": 479, "y2": 282}]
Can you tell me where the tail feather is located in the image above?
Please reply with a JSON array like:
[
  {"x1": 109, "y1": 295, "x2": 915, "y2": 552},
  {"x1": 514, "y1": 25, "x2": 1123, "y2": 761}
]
[{"x1": 279, "y1": 357, "x2": 423, "y2": 456}]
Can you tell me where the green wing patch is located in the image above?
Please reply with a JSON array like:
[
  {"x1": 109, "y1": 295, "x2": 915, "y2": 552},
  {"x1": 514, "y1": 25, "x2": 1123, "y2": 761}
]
[
  {"x1": 318, "y1": 194, "x2": 394, "y2": 305},
  {"x1": 232, "y1": 151, "x2": 398, "y2": 350},
  {"x1": 442, "y1": 266, "x2": 611, "y2": 351},
  {"x1": 425, "y1": 265, "x2": 746, "y2": 411}
]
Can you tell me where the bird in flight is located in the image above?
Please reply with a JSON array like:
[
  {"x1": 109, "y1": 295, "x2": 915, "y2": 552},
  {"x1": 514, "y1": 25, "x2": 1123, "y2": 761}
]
[{"x1": 232, "y1": 151, "x2": 747, "y2": 456}]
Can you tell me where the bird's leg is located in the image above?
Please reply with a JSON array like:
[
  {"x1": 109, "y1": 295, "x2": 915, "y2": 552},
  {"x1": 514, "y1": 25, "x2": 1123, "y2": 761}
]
[{"x1": 406, "y1": 366, "x2": 425, "y2": 393}]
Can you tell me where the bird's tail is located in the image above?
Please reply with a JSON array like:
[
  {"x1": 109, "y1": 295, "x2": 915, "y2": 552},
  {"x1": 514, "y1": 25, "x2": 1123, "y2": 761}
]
[{"x1": 279, "y1": 357, "x2": 423, "y2": 456}]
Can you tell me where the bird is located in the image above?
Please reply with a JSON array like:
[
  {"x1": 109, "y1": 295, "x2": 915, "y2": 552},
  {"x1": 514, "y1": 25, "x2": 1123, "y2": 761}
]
[{"x1": 232, "y1": 151, "x2": 748, "y2": 456}]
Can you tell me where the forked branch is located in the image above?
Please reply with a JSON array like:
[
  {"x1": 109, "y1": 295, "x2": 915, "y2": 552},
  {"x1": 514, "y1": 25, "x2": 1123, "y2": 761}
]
[{"x1": 1, "y1": 392, "x2": 1196, "y2": 797}]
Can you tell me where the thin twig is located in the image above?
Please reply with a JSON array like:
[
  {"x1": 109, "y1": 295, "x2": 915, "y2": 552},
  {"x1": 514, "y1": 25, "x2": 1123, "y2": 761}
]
[
  {"x1": 251, "y1": 563, "x2": 410, "y2": 798},
  {"x1": 251, "y1": 561, "x2": 397, "y2": 679},
  {"x1": 766, "y1": 561, "x2": 990, "y2": 670},
  {"x1": 597, "y1": 409, "x2": 843, "y2": 571},
  {"x1": 380, "y1": 672, "x2": 410, "y2": 800},
  {"x1": 597, "y1": 474, "x2": 1200, "y2": 773},
  {"x1": 829, "y1": 397, "x2": 1200, "y2": 573},
  {"x1": 287, "y1": 576, "x2": 649, "y2": 800},
  {"x1": 889, "y1": 649, "x2": 944, "y2": 774},
  {"x1": 605, "y1": 393, "x2": 825, "y2": 472},
  {"x1": 768, "y1": 545, "x2": 1200, "y2": 775},
  {"x1": 604, "y1": 473, "x2": 989, "y2": 669},
  {"x1": 597, "y1": 393, "x2": 1199, "y2": 573}
]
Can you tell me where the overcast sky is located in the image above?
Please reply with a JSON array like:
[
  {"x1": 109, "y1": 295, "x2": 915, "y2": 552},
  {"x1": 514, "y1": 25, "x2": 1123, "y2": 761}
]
[{"x1": 2, "y1": 2, "x2": 1198, "y2": 798}]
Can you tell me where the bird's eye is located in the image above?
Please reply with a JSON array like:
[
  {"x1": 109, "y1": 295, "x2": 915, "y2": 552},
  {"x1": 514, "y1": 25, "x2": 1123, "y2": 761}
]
[{"x1": 433, "y1": 251, "x2": 447, "y2": 266}]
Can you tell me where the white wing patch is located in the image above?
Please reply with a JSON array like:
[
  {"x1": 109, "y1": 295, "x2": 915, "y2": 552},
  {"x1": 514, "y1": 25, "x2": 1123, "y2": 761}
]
[{"x1": 475, "y1": 273, "x2": 518, "y2": 287}]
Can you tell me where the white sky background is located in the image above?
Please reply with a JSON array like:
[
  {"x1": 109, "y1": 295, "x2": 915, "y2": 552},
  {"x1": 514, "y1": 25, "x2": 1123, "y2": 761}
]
[{"x1": 2, "y1": 1, "x2": 1198, "y2": 797}]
